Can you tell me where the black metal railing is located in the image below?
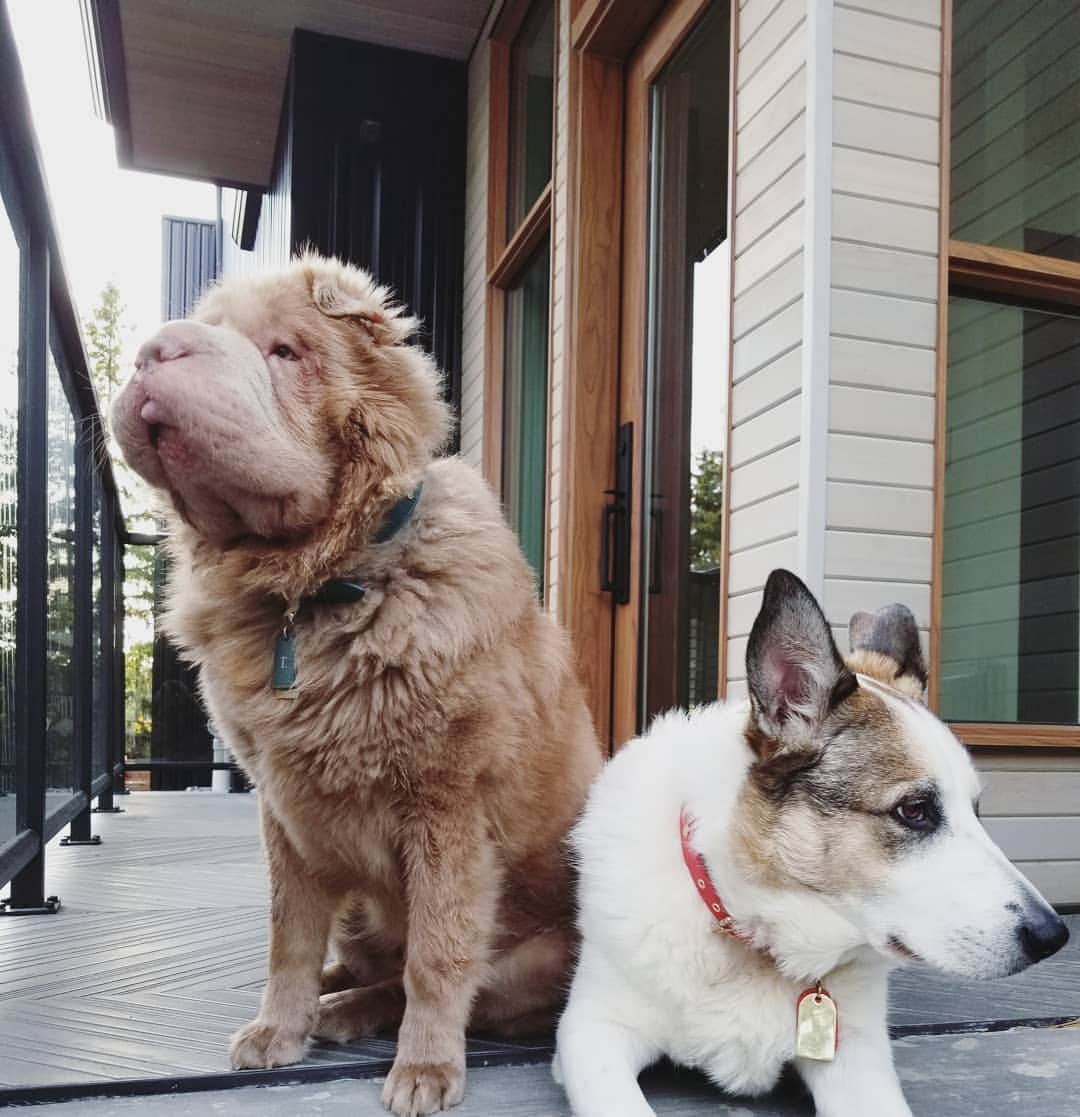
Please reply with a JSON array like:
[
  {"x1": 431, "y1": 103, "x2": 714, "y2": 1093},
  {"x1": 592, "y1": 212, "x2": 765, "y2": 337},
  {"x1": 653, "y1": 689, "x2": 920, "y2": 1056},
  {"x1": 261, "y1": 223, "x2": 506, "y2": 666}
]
[{"x1": 0, "y1": 1, "x2": 127, "y2": 912}]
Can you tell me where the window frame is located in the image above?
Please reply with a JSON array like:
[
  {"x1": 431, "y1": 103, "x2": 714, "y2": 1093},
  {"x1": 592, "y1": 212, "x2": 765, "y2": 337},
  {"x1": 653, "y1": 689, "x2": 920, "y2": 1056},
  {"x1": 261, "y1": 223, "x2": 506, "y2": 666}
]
[
  {"x1": 485, "y1": 0, "x2": 558, "y2": 598},
  {"x1": 932, "y1": 0, "x2": 1080, "y2": 748}
]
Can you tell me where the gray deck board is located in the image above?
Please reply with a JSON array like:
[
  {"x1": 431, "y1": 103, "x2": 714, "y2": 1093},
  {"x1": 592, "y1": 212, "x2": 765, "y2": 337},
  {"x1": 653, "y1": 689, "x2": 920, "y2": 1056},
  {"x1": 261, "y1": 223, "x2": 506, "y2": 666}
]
[
  {"x1": 9, "y1": 1029, "x2": 1080, "y2": 1116},
  {"x1": 1, "y1": 791, "x2": 1078, "y2": 1108}
]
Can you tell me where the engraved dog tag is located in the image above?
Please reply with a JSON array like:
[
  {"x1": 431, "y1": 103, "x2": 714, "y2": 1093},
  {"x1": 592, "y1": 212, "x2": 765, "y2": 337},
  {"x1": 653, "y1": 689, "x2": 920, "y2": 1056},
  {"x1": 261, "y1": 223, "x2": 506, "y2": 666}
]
[
  {"x1": 795, "y1": 985, "x2": 838, "y2": 1061},
  {"x1": 271, "y1": 631, "x2": 298, "y2": 697}
]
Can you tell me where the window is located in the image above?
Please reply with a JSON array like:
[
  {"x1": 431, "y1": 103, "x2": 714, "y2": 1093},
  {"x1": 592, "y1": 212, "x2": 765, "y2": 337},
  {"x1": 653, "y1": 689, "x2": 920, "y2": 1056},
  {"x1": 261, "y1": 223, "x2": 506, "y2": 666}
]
[
  {"x1": 502, "y1": 241, "x2": 550, "y2": 580},
  {"x1": 0, "y1": 200, "x2": 17, "y2": 839},
  {"x1": 940, "y1": 0, "x2": 1080, "y2": 738},
  {"x1": 487, "y1": 0, "x2": 555, "y2": 592}
]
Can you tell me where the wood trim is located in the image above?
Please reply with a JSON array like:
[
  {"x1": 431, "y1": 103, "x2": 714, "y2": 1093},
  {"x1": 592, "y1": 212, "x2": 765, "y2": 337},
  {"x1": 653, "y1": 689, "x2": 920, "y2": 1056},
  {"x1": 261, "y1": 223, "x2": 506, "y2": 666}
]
[
  {"x1": 952, "y1": 724, "x2": 1080, "y2": 750},
  {"x1": 949, "y1": 239, "x2": 1080, "y2": 308},
  {"x1": 489, "y1": 182, "x2": 553, "y2": 287},
  {"x1": 632, "y1": 0, "x2": 710, "y2": 84},
  {"x1": 560, "y1": 47, "x2": 624, "y2": 748},
  {"x1": 609, "y1": 29, "x2": 648, "y2": 748},
  {"x1": 610, "y1": 0, "x2": 713, "y2": 747},
  {"x1": 717, "y1": 0, "x2": 739, "y2": 700},
  {"x1": 928, "y1": 0, "x2": 951, "y2": 712},
  {"x1": 571, "y1": 0, "x2": 665, "y2": 58},
  {"x1": 492, "y1": 0, "x2": 538, "y2": 43},
  {"x1": 483, "y1": 36, "x2": 512, "y2": 486}
]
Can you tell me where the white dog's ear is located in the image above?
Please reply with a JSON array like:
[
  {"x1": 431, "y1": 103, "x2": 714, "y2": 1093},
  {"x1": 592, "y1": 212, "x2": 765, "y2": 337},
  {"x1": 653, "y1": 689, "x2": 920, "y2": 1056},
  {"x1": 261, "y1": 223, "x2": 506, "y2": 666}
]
[
  {"x1": 849, "y1": 604, "x2": 927, "y2": 695},
  {"x1": 312, "y1": 281, "x2": 396, "y2": 345},
  {"x1": 746, "y1": 569, "x2": 857, "y2": 757}
]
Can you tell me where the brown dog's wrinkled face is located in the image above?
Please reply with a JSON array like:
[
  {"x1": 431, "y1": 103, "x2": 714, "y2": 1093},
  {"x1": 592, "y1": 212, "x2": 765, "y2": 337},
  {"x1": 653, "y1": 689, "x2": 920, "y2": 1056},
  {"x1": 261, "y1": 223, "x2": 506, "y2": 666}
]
[
  {"x1": 111, "y1": 256, "x2": 449, "y2": 545},
  {"x1": 734, "y1": 571, "x2": 1069, "y2": 980}
]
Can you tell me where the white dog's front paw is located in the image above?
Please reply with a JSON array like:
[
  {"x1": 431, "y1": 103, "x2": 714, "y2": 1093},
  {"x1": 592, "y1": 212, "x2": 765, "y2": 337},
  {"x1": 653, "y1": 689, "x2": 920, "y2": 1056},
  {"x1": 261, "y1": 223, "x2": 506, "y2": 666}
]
[{"x1": 229, "y1": 1017, "x2": 307, "y2": 1069}]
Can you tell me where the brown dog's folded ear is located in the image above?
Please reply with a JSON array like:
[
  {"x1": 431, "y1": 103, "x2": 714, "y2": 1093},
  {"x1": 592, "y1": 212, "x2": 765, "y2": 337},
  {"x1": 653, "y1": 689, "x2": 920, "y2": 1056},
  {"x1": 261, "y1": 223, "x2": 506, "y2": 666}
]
[
  {"x1": 848, "y1": 604, "x2": 927, "y2": 694},
  {"x1": 312, "y1": 280, "x2": 396, "y2": 344},
  {"x1": 746, "y1": 569, "x2": 857, "y2": 759}
]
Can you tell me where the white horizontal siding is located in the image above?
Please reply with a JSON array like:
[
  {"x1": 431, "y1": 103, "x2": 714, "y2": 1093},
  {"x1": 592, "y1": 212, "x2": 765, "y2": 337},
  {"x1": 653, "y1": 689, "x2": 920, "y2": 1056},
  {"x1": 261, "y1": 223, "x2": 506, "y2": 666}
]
[
  {"x1": 733, "y1": 250, "x2": 803, "y2": 339},
  {"x1": 830, "y1": 336, "x2": 936, "y2": 393},
  {"x1": 725, "y1": 0, "x2": 811, "y2": 690},
  {"x1": 833, "y1": 6, "x2": 940, "y2": 72},
  {"x1": 823, "y1": 3, "x2": 941, "y2": 736},
  {"x1": 823, "y1": 577, "x2": 931, "y2": 629},
  {"x1": 826, "y1": 480, "x2": 932, "y2": 535},
  {"x1": 832, "y1": 193, "x2": 938, "y2": 254},
  {"x1": 730, "y1": 443, "x2": 801, "y2": 511},
  {"x1": 732, "y1": 347, "x2": 801, "y2": 423},
  {"x1": 976, "y1": 756, "x2": 1080, "y2": 904}
]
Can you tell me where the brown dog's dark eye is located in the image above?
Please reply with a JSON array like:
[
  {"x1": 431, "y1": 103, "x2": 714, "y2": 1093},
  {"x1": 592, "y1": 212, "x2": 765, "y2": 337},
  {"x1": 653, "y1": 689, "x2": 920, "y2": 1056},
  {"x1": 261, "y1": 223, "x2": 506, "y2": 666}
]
[
  {"x1": 892, "y1": 797, "x2": 939, "y2": 833},
  {"x1": 272, "y1": 343, "x2": 298, "y2": 360}
]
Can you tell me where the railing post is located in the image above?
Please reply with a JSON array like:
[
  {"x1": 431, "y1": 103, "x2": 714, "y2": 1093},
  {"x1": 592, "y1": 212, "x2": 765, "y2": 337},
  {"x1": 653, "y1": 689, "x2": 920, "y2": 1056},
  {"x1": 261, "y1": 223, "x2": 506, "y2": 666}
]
[
  {"x1": 94, "y1": 489, "x2": 120, "y2": 813},
  {"x1": 62, "y1": 413, "x2": 100, "y2": 846},
  {"x1": 3, "y1": 228, "x2": 59, "y2": 915},
  {"x1": 95, "y1": 496, "x2": 124, "y2": 811}
]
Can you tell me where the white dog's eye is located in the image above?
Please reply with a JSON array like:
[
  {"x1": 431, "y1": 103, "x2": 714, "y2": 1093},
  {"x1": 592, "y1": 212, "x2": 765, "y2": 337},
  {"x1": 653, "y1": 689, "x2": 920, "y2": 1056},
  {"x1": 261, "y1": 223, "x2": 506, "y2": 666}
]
[
  {"x1": 272, "y1": 343, "x2": 298, "y2": 360},
  {"x1": 891, "y1": 797, "x2": 939, "y2": 833}
]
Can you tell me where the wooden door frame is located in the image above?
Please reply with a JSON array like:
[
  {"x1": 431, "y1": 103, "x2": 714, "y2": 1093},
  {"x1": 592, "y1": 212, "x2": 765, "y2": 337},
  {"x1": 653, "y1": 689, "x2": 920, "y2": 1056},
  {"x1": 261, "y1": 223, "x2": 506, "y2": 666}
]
[{"x1": 561, "y1": 0, "x2": 727, "y2": 748}]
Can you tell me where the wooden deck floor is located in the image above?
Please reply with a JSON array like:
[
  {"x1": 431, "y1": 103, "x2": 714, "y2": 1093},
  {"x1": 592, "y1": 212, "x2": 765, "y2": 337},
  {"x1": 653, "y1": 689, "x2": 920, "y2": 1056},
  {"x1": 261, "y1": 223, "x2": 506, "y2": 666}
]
[{"x1": 0, "y1": 791, "x2": 1078, "y2": 1110}]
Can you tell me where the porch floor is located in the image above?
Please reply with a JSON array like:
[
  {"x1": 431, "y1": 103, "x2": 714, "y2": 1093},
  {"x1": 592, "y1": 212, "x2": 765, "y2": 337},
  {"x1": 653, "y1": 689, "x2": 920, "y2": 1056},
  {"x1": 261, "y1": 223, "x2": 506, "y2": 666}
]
[{"x1": 1, "y1": 792, "x2": 1078, "y2": 1113}]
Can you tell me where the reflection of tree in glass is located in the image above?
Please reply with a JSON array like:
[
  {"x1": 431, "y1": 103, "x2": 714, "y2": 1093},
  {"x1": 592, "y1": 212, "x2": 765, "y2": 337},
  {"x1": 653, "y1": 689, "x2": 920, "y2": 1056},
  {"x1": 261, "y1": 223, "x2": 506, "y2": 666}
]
[{"x1": 689, "y1": 449, "x2": 724, "y2": 571}]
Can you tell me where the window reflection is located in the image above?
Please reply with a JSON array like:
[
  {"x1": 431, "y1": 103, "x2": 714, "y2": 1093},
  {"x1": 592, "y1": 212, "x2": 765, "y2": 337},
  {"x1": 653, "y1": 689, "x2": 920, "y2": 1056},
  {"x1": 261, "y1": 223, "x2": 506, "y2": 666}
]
[{"x1": 47, "y1": 352, "x2": 77, "y2": 797}]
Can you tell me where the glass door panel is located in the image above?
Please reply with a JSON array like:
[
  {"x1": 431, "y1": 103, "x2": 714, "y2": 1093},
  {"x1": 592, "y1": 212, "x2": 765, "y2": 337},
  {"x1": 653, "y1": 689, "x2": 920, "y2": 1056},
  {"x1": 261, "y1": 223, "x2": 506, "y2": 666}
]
[{"x1": 638, "y1": 2, "x2": 730, "y2": 726}]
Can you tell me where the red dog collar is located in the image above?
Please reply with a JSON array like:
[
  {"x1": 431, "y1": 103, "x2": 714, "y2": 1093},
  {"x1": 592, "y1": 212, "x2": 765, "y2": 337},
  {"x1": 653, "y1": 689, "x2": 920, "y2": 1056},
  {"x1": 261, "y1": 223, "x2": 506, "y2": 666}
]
[
  {"x1": 679, "y1": 807, "x2": 752, "y2": 943},
  {"x1": 679, "y1": 807, "x2": 840, "y2": 1059}
]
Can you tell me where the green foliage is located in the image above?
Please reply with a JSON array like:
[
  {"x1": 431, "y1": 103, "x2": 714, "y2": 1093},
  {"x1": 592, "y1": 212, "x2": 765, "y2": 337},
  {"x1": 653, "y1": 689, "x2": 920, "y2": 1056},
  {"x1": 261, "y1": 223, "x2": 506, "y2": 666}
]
[
  {"x1": 85, "y1": 283, "x2": 156, "y2": 745},
  {"x1": 125, "y1": 639, "x2": 153, "y2": 759},
  {"x1": 85, "y1": 281, "x2": 128, "y2": 405},
  {"x1": 689, "y1": 448, "x2": 724, "y2": 570}
]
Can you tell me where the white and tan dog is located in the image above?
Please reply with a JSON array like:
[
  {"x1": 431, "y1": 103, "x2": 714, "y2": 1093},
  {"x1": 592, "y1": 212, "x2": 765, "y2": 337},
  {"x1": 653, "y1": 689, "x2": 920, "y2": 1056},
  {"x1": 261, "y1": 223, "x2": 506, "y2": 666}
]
[{"x1": 556, "y1": 569, "x2": 1068, "y2": 1117}]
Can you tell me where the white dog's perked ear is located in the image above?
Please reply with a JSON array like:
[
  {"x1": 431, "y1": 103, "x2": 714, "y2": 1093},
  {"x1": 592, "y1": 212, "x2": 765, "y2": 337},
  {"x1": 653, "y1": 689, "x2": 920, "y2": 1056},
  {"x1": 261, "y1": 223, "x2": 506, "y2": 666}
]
[
  {"x1": 849, "y1": 604, "x2": 927, "y2": 692},
  {"x1": 746, "y1": 569, "x2": 857, "y2": 756}
]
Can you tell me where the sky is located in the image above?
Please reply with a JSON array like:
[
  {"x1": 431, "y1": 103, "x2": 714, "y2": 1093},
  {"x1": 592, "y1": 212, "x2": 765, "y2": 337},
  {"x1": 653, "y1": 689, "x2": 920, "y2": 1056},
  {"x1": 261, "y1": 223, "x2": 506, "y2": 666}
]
[
  {"x1": 5, "y1": 0, "x2": 727, "y2": 475},
  {"x1": 8, "y1": 0, "x2": 218, "y2": 371}
]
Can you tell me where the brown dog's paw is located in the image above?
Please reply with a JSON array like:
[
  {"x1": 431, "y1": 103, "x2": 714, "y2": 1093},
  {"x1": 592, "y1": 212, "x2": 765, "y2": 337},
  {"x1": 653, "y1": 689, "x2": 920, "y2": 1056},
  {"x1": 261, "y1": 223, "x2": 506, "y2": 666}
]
[
  {"x1": 380, "y1": 1059, "x2": 465, "y2": 1116},
  {"x1": 229, "y1": 1018, "x2": 307, "y2": 1069},
  {"x1": 320, "y1": 962, "x2": 358, "y2": 995},
  {"x1": 313, "y1": 991, "x2": 370, "y2": 1044}
]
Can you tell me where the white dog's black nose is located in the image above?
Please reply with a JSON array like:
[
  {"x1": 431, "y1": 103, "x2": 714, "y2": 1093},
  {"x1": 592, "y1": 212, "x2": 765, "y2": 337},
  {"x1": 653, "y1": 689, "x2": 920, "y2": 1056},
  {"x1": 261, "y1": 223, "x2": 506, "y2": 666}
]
[{"x1": 1019, "y1": 905, "x2": 1069, "y2": 963}]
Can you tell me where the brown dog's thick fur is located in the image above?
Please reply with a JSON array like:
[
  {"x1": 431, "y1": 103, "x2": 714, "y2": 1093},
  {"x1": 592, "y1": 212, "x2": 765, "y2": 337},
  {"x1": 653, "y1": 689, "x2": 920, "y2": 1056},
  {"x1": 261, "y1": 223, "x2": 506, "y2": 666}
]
[{"x1": 111, "y1": 256, "x2": 602, "y2": 1115}]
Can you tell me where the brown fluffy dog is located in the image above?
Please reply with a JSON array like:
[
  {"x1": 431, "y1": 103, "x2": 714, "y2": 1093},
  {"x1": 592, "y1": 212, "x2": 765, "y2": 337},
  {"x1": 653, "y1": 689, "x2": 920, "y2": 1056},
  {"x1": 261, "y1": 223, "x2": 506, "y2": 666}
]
[{"x1": 111, "y1": 255, "x2": 601, "y2": 1116}]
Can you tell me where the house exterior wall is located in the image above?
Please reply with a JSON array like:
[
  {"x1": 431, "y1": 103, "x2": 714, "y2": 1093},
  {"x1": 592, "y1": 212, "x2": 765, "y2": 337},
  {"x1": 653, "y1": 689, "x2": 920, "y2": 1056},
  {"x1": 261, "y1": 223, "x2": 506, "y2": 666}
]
[
  {"x1": 724, "y1": 0, "x2": 810, "y2": 699},
  {"x1": 823, "y1": 3, "x2": 941, "y2": 654},
  {"x1": 459, "y1": 0, "x2": 1080, "y2": 902},
  {"x1": 460, "y1": 0, "x2": 569, "y2": 611}
]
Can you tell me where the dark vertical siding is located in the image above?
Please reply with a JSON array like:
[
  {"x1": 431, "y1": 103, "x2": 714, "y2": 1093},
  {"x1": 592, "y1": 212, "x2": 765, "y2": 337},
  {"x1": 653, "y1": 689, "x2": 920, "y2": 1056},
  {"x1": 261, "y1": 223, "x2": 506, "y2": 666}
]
[
  {"x1": 288, "y1": 32, "x2": 466, "y2": 439},
  {"x1": 155, "y1": 217, "x2": 221, "y2": 788},
  {"x1": 161, "y1": 217, "x2": 221, "y2": 320}
]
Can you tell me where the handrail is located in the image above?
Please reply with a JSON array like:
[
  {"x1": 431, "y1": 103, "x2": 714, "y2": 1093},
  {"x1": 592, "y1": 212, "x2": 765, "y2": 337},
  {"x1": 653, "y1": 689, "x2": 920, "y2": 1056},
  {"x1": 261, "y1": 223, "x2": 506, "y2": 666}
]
[{"x1": 0, "y1": 0, "x2": 128, "y2": 908}]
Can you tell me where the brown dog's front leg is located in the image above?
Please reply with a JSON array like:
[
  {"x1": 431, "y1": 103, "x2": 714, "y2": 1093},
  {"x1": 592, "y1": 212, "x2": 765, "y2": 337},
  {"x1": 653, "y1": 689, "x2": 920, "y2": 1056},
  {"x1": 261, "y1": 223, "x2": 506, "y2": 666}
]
[
  {"x1": 230, "y1": 807, "x2": 334, "y2": 1070},
  {"x1": 381, "y1": 807, "x2": 499, "y2": 1117}
]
